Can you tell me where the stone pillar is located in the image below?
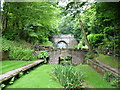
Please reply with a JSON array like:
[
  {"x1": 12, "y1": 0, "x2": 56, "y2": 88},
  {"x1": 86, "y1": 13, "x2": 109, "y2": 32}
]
[
  {"x1": 48, "y1": 50, "x2": 59, "y2": 64},
  {"x1": 71, "y1": 50, "x2": 85, "y2": 65}
]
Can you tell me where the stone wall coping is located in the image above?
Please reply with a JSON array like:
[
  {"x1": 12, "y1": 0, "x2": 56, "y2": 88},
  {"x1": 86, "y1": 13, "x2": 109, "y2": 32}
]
[{"x1": 87, "y1": 59, "x2": 120, "y2": 76}]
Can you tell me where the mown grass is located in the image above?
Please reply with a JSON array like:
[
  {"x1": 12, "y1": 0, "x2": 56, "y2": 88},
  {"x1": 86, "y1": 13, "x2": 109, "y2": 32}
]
[
  {"x1": 6, "y1": 65, "x2": 62, "y2": 88},
  {"x1": 95, "y1": 54, "x2": 120, "y2": 68},
  {"x1": 6, "y1": 64, "x2": 114, "y2": 88},
  {"x1": 0, "y1": 61, "x2": 33, "y2": 74},
  {"x1": 75, "y1": 65, "x2": 114, "y2": 88}
]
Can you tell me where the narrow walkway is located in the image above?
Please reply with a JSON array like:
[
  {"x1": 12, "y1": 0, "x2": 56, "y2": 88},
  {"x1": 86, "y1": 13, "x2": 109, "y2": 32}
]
[{"x1": 0, "y1": 60, "x2": 44, "y2": 83}]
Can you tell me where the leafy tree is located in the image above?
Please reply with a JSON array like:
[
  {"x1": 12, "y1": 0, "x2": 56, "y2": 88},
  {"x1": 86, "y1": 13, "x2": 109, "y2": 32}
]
[
  {"x1": 61, "y1": 2, "x2": 94, "y2": 54},
  {"x1": 2, "y1": 2, "x2": 61, "y2": 44},
  {"x1": 80, "y1": 2, "x2": 120, "y2": 56}
]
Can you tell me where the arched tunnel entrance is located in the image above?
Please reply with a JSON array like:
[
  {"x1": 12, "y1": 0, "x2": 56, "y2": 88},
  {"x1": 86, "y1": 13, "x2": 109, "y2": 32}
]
[
  {"x1": 52, "y1": 34, "x2": 78, "y2": 48},
  {"x1": 57, "y1": 41, "x2": 68, "y2": 49}
]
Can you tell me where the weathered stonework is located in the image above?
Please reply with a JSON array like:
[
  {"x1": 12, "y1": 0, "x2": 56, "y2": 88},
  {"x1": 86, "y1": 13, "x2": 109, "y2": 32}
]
[
  {"x1": 52, "y1": 34, "x2": 78, "y2": 48},
  {"x1": 47, "y1": 49, "x2": 85, "y2": 65},
  {"x1": 34, "y1": 34, "x2": 85, "y2": 65}
]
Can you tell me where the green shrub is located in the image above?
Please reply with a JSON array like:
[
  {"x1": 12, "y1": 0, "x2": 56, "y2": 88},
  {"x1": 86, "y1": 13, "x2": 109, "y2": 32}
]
[
  {"x1": 2, "y1": 37, "x2": 36, "y2": 61},
  {"x1": 85, "y1": 52, "x2": 94, "y2": 59},
  {"x1": 37, "y1": 51, "x2": 49, "y2": 63},
  {"x1": 87, "y1": 34, "x2": 104, "y2": 48},
  {"x1": 9, "y1": 47, "x2": 36, "y2": 60},
  {"x1": 51, "y1": 65, "x2": 84, "y2": 88},
  {"x1": 73, "y1": 41, "x2": 88, "y2": 50},
  {"x1": 2, "y1": 38, "x2": 11, "y2": 51}
]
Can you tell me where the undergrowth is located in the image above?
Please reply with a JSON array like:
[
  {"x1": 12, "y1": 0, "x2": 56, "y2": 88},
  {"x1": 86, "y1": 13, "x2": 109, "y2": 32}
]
[{"x1": 1, "y1": 37, "x2": 37, "y2": 60}]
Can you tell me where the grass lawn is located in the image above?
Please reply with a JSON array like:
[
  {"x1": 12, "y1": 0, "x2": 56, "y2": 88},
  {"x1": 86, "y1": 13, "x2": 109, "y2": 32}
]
[
  {"x1": 76, "y1": 65, "x2": 114, "y2": 88},
  {"x1": 0, "y1": 60, "x2": 33, "y2": 74},
  {"x1": 6, "y1": 64, "x2": 114, "y2": 88},
  {"x1": 6, "y1": 65, "x2": 62, "y2": 88},
  {"x1": 95, "y1": 54, "x2": 120, "y2": 68}
]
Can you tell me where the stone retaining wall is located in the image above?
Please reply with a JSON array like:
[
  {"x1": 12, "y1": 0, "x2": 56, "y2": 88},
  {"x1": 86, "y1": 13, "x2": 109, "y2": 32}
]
[
  {"x1": 87, "y1": 59, "x2": 120, "y2": 76},
  {"x1": 47, "y1": 49, "x2": 85, "y2": 65}
]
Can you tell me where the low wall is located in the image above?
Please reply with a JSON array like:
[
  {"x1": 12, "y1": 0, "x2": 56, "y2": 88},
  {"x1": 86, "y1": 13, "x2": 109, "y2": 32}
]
[
  {"x1": 87, "y1": 59, "x2": 120, "y2": 76},
  {"x1": 0, "y1": 60, "x2": 44, "y2": 83},
  {"x1": 47, "y1": 49, "x2": 85, "y2": 65}
]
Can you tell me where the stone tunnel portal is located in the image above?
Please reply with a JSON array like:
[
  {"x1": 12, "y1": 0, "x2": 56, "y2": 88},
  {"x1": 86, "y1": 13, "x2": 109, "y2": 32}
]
[
  {"x1": 57, "y1": 41, "x2": 68, "y2": 49},
  {"x1": 52, "y1": 34, "x2": 78, "y2": 48}
]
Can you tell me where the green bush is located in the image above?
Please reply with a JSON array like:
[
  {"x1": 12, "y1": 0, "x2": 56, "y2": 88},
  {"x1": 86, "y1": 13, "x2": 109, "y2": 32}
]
[
  {"x1": 1, "y1": 37, "x2": 36, "y2": 61},
  {"x1": 37, "y1": 51, "x2": 49, "y2": 63},
  {"x1": 51, "y1": 65, "x2": 84, "y2": 88},
  {"x1": 85, "y1": 52, "x2": 94, "y2": 59},
  {"x1": 2, "y1": 38, "x2": 11, "y2": 51},
  {"x1": 9, "y1": 47, "x2": 36, "y2": 60},
  {"x1": 87, "y1": 34, "x2": 104, "y2": 48}
]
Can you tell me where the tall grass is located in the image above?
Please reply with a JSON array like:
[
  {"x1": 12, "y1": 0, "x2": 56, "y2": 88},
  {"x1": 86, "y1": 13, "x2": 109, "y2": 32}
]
[{"x1": 51, "y1": 65, "x2": 84, "y2": 88}]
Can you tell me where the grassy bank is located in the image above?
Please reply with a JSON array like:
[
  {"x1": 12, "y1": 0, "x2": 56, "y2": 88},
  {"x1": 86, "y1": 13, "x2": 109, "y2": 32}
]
[
  {"x1": 95, "y1": 54, "x2": 120, "y2": 68},
  {"x1": 76, "y1": 65, "x2": 114, "y2": 88},
  {"x1": 0, "y1": 61, "x2": 33, "y2": 74}
]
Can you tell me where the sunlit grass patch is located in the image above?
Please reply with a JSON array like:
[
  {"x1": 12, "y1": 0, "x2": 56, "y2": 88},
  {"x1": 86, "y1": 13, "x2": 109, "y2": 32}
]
[
  {"x1": 95, "y1": 54, "x2": 120, "y2": 68},
  {"x1": 75, "y1": 65, "x2": 114, "y2": 88},
  {"x1": 0, "y1": 61, "x2": 33, "y2": 74},
  {"x1": 6, "y1": 65, "x2": 62, "y2": 88}
]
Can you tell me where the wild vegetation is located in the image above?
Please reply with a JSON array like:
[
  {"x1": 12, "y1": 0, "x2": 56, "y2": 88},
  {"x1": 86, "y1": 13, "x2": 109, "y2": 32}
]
[
  {"x1": 1, "y1": 1, "x2": 120, "y2": 89},
  {"x1": 1, "y1": 2, "x2": 60, "y2": 44},
  {"x1": 1, "y1": 2, "x2": 120, "y2": 57},
  {"x1": 1, "y1": 37, "x2": 36, "y2": 60},
  {"x1": 59, "y1": 2, "x2": 120, "y2": 57}
]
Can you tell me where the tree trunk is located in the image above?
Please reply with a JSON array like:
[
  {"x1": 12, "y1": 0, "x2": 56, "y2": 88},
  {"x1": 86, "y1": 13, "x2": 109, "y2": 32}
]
[{"x1": 79, "y1": 19, "x2": 94, "y2": 55}]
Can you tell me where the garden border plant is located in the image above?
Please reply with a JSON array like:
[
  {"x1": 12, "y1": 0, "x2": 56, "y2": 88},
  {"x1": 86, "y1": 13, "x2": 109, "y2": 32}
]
[
  {"x1": 51, "y1": 65, "x2": 84, "y2": 88},
  {"x1": 37, "y1": 51, "x2": 49, "y2": 63}
]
